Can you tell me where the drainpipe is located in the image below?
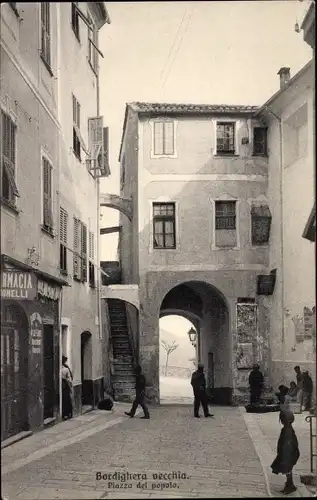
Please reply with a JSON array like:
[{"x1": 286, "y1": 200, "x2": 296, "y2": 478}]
[
  {"x1": 96, "y1": 54, "x2": 103, "y2": 396},
  {"x1": 263, "y1": 106, "x2": 285, "y2": 360}
]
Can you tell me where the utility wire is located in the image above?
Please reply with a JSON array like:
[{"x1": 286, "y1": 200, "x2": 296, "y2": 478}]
[
  {"x1": 159, "y1": 8, "x2": 188, "y2": 85},
  {"x1": 161, "y1": 10, "x2": 193, "y2": 93}
]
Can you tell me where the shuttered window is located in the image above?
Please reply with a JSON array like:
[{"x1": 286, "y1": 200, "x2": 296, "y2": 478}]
[
  {"x1": 153, "y1": 121, "x2": 175, "y2": 156},
  {"x1": 73, "y1": 217, "x2": 81, "y2": 279},
  {"x1": 41, "y1": 3, "x2": 51, "y2": 67},
  {"x1": 1, "y1": 111, "x2": 19, "y2": 204},
  {"x1": 88, "y1": 231, "x2": 95, "y2": 287},
  {"x1": 81, "y1": 222, "x2": 87, "y2": 282},
  {"x1": 59, "y1": 208, "x2": 68, "y2": 274},
  {"x1": 43, "y1": 158, "x2": 53, "y2": 232},
  {"x1": 88, "y1": 14, "x2": 98, "y2": 73}
]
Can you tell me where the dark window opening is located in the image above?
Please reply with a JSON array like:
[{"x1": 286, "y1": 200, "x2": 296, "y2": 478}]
[
  {"x1": 253, "y1": 127, "x2": 268, "y2": 156},
  {"x1": 216, "y1": 122, "x2": 235, "y2": 154},
  {"x1": 71, "y1": 2, "x2": 80, "y2": 40},
  {"x1": 215, "y1": 201, "x2": 236, "y2": 230},
  {"x1": 153, "y1": 202, "x2": 176, "y2": 249}
]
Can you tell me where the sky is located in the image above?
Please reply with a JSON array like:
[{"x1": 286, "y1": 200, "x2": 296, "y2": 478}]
[{"x1": 98, "y1": 0, "x2": 312, "y2": 261}]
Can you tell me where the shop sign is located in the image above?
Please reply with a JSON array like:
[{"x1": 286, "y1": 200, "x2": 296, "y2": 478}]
[
  {"x1": 1, "y1": 270, "x2": 37, "y2": 300},
  {"x1": 37, "y1": 279, "x2": 61, "y2": 301},
  {"x1": 30, "y1": 312, "x2": 42, "y2": 354}
]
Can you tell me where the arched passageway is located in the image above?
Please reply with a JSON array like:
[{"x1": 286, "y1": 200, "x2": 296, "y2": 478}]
[
  {"x1": 158, "y1": 281, "x2": 231, "y2": 405},
  {"x1": 80, "y1": 331, "x2": 92, "y2": 405},
  {"x1": 159, "y1": 314, "x2": 197, "y2": 403}
]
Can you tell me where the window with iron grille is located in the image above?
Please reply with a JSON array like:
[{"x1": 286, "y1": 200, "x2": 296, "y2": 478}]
[
  {"x1": 72, "y1": 94, "x2": 81, "y2": 160},
  {"x1": 216, "y1": 122, "x2": 235, "y2": 154},
  {"x1": 88, "y1": 230, "x2": 95, "y2": 287},
  {"x1": 1, "y1": 111, "x2": 19, "y2": 205},
  {"x1": 71, "y1": 2, "x2": 80, "y2": 40},
  {"x1": 40, "y1": 3, "x2": 51, "y2": 68},
  {"x1": 59, "y1": 207, "x2": 68, "y2": 274},
  {"x1": 43, "y1": 157, "x2": 53, "y2": 233},
  {"x1": 215, "y1": 201, "x2": 236, "y2": 230},
  {"x1": 253, "y1": 127, "x2": 267, "y2": 156},
  {"x1": 153, "y1": 121, "x2": 175, "y2": 156},
  {"x1": 153, "y1": 203, "x2": 176, "y2": 249},
  {"x1": 88, "y1": 14, "x2": 98, "y2": 73}
]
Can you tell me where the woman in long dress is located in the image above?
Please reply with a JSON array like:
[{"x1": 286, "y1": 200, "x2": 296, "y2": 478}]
[{"x1": 61, "y1": 356, "x2": 73, "y2": 419}]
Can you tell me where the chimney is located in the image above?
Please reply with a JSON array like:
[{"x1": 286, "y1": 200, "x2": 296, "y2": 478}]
[{"x1": 277, "y1": 67, "x2": 291, "y2": 89}]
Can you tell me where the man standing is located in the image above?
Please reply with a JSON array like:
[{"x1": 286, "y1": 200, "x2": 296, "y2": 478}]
[
  {"x1": 302, "y1": 371, "x2": 313, "y2": 411},
  {"x1": 125, "y1": 365, "x2": 150, "y2": 419},
  {"x1": 191, "y1": 364, "x2": 214, "y2": 418},
  {"x1": 248, "y1": 364, "x2": 264, "y2": 405}
]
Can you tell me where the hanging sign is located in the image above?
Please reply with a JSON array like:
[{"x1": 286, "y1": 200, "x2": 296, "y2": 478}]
[
  {"x1": 30, "y1": 312, "x2": 42, "y2": 354},
  {"x1": 1, "y1": 270, "x2": 37, "y2": 299},
  {"x1": 37, "y1": 279, "x2": 61, "y2": 301}
]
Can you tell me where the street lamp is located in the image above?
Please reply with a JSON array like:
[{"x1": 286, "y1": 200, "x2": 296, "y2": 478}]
[{"x1": 188, "y1": 327, "x2": 197, "y2": 347}]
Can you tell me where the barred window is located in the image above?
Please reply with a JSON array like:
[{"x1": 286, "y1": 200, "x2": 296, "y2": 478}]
[
  {"x1": 59, "y1": 208, "x2": 68, "y2": 274},
  {"x1": 216, "y1": 122, "x2": 235, "y2": 154},
  {"x1": 43, "y1": 157, "x2": 53, "y2": 233},
  {"x1": 1, "y1": 111, "x2": 19, "y2": 204},
  {"x1": 41, "y1": 2, "x2": 51, "y2": 67},
  {"x1": 153, "y1": 202, "x2": 176, "y2": 249},
  {"x1": 215, "y1": 201, "x2": 236, "y2": 230},
  {"x1": 153, "y1": 121, "x2": 175, "y2": 156}
]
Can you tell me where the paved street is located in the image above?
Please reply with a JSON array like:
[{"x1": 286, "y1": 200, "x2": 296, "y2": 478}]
[{"x1": 2, "y1": 403, "x2": 270, "y2": 499}]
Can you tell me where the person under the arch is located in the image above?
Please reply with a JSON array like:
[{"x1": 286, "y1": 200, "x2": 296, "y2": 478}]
[
  {"x1": 191, "y1": 364, "x2": 214, "y2": 418},
  {"x1": 125, "y1": 365, "x2": 150, "y2": 419}
]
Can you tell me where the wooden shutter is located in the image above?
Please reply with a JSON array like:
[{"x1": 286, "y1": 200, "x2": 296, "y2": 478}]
[
  {"x1": 102, "y1": 126, "x2": 109, "y2": 168},
  {"x1": 81, "y1": 223, "x2": 87, "y2": 281},
  {"x1": 43, "y1": 158, "x2": 53, "y2": 229},
  {"x1": 60, "y1": 208, "x2": 68, "y2": 244},
  {"x1": 89, "y1": 231, "x2": 94, "y2": 261},
  {"x1": 164, "y1": 122, "x2": 174, "y2": 155},
  {"x1": 154, "y1": 122, "x2": 164, "y2": 155},
  {"x1": 73, "y1": 217, "x2": 81, "y2": 279}
]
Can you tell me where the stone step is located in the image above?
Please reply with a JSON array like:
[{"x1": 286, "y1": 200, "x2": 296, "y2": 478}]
[{"x1": 112, "y1": 374, "x2": 135, "y2": 382}]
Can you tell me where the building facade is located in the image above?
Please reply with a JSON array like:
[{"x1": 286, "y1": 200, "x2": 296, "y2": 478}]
[
  {"x1": 104, "y1": 102, "x2": 275, "y2": 405},
  {"x1": 1, "y1": 2, "x2": 110, "y2": 442}
]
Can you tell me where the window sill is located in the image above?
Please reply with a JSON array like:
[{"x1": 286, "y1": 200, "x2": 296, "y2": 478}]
[
  {"x1": 151, "y1": 154, "x2": 177, "y2": 159},
  {"x1": 41, "y1": 225, "x2": 55, "y2": 239},
  {"x1": 153, "y1": 247, "x2": 177, "y2": 251},
  {"x1": 252, "y1": 153, "x2": 268, "y2": 158},
  {"x1": 40, "y1": 54, "x2": 54, "y2": 77},
  {"x1": 1, "y1": 197, "x2": 20, "y2": 215},
  {"x1": 214, "y1": 153, "x2": 238, "y2": 157}
]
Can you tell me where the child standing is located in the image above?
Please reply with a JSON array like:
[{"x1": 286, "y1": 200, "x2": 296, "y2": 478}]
[{"x1": 271, "y1": 410, "x2": 300, "y2": 494}]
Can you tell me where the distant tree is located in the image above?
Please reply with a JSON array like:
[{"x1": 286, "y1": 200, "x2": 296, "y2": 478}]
[{"x1": 161, "y1": 340, "x2": 179, "y2": 376}]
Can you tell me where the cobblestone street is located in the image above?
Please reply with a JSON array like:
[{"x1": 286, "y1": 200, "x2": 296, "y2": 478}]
[{"x1": 2, "y1": 404, "x2": 271, "y2": 499}]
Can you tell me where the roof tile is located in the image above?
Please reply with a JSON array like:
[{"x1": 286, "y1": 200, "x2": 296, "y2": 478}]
[{"x1": 129, "y1": 102, "x2": 259, "y2": 114}]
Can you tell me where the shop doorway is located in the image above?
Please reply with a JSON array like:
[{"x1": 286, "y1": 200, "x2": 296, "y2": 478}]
[
  {"x1": 43, "y1": 324, "x2": 55, "y2": 419},
  {"x1": 81, "y1": 331, "x2": 92, "y2": 406},
  {"x1": 1, "y1": 303, "x2": 29, "y2": 441}
]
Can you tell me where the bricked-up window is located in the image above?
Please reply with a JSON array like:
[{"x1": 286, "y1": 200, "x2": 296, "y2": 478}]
[
  {"x1": 71, "y1": 2, "x2": 80, "y2": 40},
  {"x1": 216, "y1": 122, "x2": 235, "y2": 154},
  {"x1": 1, "y1": 111, "x2": 19, "y2": 205},
  {"x1": 59, "y1": 208, "x2": 68, "y2": 274},
  {"x1": 72, "y1": 94, "x2": 81, "y2": 160},
  {"x1": 43, "y1": 157, "x2": 53, "y2": 233},
  {"x1": 153, "y1": 202, "x2": 176, "y2": 249},
  {"x1": 153, "y1": 121, "x2": 174, "y2": 156},
  {"x1": 251, "y1": 205, "x2": 271, "y2": 245},
  {"x1": 215, "y1": 201, "x2": 236, "y2": 230},
  {"x1": 88, "y1": 230, "x2": 95, "y2": 287},
  {"x1": 41, "y1": 2, "x2": 51, "y2": 68},
  {"x1": 81, "y1": 222, "x2": 87, "y2": 282},
  {"x1": 73, "y1": 217, "x2": 82, "y2": 280},
  {"x1": 88, "y1": 14, "x2": 98, "y2": 73},
  {"x1": 253, "y1": 128, "x2": 268, "y2": 156}
]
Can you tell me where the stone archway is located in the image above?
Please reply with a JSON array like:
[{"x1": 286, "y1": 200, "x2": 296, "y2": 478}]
[{"x1": 139, "y1": 280, "x2": 231, "y2": 405}]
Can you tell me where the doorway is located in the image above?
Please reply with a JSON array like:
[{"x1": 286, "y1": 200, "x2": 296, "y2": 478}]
[
  {"x1": 1, "y1": 303, "x2": 28, "y2": 441},
  {"x1": 81, "y1": 331, "x2": 92, "y2": 406},
  {"x1": 43, "y1": 324, "x2": 54, "y2": 419}
]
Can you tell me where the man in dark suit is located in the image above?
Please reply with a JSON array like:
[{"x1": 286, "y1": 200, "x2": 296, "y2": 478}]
[
  {"x1": 191, "y1": 364, "x2": 214, "y2": 418},
  {"x1": 125, "y1": 365, "x2": 150, "y2": 419}
]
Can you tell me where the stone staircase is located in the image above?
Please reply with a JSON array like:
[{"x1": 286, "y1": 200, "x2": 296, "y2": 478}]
[{"x1": 107, "y1": 299, "x2": 136, "y2": 402}]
